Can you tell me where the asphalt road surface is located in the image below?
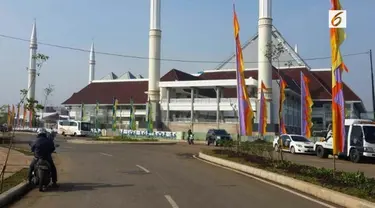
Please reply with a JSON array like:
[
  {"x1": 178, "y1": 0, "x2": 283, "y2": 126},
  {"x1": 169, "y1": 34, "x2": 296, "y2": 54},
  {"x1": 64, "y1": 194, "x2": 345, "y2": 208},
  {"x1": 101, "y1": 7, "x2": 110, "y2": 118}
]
[
  {"x1": 9, "y1": 133, "x2": 375, "y2": 178},
  {"x1": 7, "y1": 136, "x2": 342, "y2": 208}
]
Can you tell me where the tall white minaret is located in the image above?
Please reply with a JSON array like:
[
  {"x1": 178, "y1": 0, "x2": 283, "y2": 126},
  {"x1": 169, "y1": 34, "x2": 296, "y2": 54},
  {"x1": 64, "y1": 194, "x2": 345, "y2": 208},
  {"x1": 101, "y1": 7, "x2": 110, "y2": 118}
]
[
  {"x1": 148, "y1": 0, "x2": 162, "y2": 128},
  {"x1": 27, "y1": 20, "x2": 38, "y2": 100},
  {"x1": 258, "y1": 0, "x2": 273, "y2": 125},
  {"x1": 89, "y1": 42, "x2": 96, "y2": 84}
]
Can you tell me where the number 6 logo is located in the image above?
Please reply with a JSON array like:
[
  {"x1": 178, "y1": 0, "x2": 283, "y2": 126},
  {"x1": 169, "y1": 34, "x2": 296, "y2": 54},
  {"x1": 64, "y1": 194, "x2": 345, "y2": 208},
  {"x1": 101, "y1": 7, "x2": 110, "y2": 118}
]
[
  {"x1": 331, "y1": 11, "x2": 343, "y2": 27},
  {"x1": 329, "y1": 10, "x2": 347, "y2": 28}
]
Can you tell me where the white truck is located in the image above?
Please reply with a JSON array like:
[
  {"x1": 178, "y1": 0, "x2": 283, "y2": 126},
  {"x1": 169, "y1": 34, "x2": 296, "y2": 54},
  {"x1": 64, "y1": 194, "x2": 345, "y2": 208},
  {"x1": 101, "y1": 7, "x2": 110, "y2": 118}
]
[{"x1": 314, "y1": 119, "x2": 375, "y2": 163}]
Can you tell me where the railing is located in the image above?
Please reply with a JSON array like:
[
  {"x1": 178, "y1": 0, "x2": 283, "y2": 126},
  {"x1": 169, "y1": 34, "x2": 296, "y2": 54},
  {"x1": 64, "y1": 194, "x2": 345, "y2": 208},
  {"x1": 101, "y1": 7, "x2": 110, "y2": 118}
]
[
  {"x1": 170, "y1": 117, "x2": 238, "y2": 123},
  {"x1": 163, "y1": 98, "x2": 256, "y2": 104}
]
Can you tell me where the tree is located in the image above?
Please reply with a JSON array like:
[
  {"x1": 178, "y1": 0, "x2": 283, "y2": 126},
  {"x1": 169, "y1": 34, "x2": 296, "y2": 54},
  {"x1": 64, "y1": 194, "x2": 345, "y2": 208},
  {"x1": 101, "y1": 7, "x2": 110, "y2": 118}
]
[
  {"x1": 265, "y1": 41, "x2": 287, "y2": 72},
  {"x1": 0, "y1": 53, "x2": 49, "y2": 193},
  {"x1": 41, "y1": 84, "x2": 54, "y2": 120},
  {"x1": 264, "y1": 41, "x2": 288, "y2": 161},
  {"x1": 19, "y1": 89, "x2": 28, "y2": 103},
  {"x1": 33, "y1": 53, "x2": 49, "y2": 77},
  {"x1": 43, "y1": 84, "x2": 54, "y2": 112},
  {"x1": 20, "y1": 53, "x2": 49, "y2": 127}
]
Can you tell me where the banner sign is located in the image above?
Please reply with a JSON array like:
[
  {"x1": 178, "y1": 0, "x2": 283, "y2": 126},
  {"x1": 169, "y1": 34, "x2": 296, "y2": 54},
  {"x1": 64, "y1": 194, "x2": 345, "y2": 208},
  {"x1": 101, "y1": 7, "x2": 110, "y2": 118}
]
[{"x1": 120, "y1": 129, "x2": 177, "y2": 139}]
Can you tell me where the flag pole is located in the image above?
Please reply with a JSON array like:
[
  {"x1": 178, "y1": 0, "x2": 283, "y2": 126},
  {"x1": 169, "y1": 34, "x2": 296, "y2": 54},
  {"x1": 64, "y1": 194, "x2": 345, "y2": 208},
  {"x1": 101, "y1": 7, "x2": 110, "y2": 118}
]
[
  {"x1": 333, "y1": 151, "x2": 336, "y2": 176},
  {"x1": 369, "y1": 49, "x2": 375, "y2": 120}
]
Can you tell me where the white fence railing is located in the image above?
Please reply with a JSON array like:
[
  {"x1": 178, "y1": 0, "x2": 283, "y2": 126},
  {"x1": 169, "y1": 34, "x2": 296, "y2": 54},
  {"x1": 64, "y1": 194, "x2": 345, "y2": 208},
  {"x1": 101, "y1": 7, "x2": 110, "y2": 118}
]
[{"x1": 165, "y1": 98, "x2": 256, "y2": 104}]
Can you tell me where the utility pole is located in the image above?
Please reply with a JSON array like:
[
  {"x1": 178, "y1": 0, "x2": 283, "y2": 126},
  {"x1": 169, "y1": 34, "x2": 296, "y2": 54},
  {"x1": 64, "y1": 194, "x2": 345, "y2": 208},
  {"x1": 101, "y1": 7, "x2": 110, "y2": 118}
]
[{"x1": 370, "y1": 50, "x2": 375, "y2": 120}]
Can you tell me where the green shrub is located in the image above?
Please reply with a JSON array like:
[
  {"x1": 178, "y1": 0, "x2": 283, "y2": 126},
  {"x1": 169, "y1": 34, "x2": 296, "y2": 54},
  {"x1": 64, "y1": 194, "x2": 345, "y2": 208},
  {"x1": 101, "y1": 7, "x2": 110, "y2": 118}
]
[{"x1": 205, "y1": 146, "x2": 375, "y2": 202}]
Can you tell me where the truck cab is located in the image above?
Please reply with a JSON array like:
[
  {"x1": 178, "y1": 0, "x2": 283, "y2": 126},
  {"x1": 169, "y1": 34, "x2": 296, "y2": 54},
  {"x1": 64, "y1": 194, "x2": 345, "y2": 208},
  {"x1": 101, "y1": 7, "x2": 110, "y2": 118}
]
[{"x1": 314, "y1": 119, "x2": 375, "y2": 163}]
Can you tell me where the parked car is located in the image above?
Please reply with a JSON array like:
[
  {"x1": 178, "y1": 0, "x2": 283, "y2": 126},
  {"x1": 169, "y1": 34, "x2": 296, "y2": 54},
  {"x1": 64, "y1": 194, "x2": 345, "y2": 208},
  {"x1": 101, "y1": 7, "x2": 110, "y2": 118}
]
[
  {"x1": 0, "y1": 124, "x2": 8, "y2": 133},
  {"x1": 206, "y1": 129, "x2": 232, "y2": 146},
  {"x1": 273, "y1": 134, "x2": 314, "y2": 154}
]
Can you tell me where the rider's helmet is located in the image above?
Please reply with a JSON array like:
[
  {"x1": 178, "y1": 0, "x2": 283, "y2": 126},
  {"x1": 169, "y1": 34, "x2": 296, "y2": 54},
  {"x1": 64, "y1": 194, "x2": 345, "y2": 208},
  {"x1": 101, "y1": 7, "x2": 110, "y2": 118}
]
[{"x1": 36, "y1": 128, "x2": 48, "y2": 137}]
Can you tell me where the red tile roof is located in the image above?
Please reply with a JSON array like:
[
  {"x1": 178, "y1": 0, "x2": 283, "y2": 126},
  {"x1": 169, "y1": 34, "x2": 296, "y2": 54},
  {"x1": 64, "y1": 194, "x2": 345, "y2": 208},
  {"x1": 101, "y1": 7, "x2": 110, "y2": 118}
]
[
  {"x1": 62, "y1": 69, "x2": 200, "y2": 105},
  {"x1": 62, "y1": 68, "x2": 361, "y2": 105},
  {"x1": 62, "y1": 81, "x2": 149, "y2": 105},
  {"x1": 198, "y1": 67, "x2": 300, "y2": 97},
  {"x1": 311, "y1": 70, "x2": 361, "y2": 101},
  {"x1": 161, "y1": 69, "x2": 200, "y2": 81},
  {"x1": 281, "y1": 68, "x2": 331, "y2": 100}
]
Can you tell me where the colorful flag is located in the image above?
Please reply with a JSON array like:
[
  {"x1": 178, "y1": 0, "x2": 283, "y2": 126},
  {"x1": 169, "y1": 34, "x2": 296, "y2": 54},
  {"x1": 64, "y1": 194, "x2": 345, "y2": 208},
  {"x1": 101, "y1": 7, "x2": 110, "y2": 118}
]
[
  {"x1": 80, "y1": 102, "x2": 85, "y2": 121},
  {"x1": 112, "y1": 97, "x2": 118, "y2": 131},
  {"x1": 129, "y1": 97, "x2": 136, "y2": 130},
  {"x1": 330, "y1": 0, "x2": 347, "y2": 154},
  {"x1": 233, "y1": 4, "x2": 254, "y2": 136},
  {"x1": 300, "y1": 72, "x2": 314, "y2": 138},
  {"x1": 7, "y1": 105, "x2": 11, "y2": 126},
  {"x1": 146, "y1": 98, "x2": 153, "y2": 133},
  {"x1": 23, "y1": 105, "x2": 27, "y2": 127},
  {"x1": 258, "y1": 81, "x2": 267, "y2": 136},
  {"x1": 279, "y1": 78, "x2": 287, "y2": 135}
]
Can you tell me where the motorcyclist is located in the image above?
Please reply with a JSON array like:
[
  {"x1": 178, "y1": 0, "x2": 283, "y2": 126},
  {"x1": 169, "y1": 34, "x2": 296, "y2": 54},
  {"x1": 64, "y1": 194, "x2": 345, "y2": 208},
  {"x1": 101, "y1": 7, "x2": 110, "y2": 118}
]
[
  {"x1": 28, "y1": 128, "x2": 58, "y2": 188},
  {"x1": 187, "y1": 129, "x2": 193, "y2": 140}
]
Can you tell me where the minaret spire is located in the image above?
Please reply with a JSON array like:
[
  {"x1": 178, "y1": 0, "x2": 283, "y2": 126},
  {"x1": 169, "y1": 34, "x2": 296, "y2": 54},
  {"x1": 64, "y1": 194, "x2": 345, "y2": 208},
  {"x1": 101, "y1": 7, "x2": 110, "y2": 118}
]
[
  {"x1": 147, "y1": 0, "x2": 162, "y2": 129},
  {"x1": 257, "y1": 0, "x2": 273, "y2": 129},
  {"x1": 27, "y1": 20, "x2": 38, "y2": 100},
  {"x1": 88, "y1": 42, "x2": 96, "y2": 84}
]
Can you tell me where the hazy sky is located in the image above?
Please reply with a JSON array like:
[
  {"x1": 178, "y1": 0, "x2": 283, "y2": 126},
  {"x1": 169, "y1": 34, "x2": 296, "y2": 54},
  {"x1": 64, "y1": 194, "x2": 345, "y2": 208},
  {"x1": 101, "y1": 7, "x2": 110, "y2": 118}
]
[{"x1": 0, "y1": 0, "x2": 374, "y2": 110}]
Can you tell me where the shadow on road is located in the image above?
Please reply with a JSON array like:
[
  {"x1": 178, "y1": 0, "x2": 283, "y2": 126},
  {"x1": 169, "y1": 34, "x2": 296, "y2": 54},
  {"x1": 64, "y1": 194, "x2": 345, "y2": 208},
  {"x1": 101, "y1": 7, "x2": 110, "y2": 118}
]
[{"x1": 50, "y1": 182, "x2": 134, "y2": 192}]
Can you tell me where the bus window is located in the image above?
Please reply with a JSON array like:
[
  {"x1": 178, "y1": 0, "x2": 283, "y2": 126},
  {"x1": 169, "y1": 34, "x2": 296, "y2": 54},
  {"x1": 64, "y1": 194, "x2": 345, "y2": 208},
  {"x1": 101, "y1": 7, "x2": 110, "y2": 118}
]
[
  {"x1": 80, "y1": 122, "x2": 91, "y2": 131},
  {"x1": 350, "y1": 126, "x2": 363, "y2": 147},
  {"x1": 69, "y1": 122, "x2": 77, "y2": 127}
]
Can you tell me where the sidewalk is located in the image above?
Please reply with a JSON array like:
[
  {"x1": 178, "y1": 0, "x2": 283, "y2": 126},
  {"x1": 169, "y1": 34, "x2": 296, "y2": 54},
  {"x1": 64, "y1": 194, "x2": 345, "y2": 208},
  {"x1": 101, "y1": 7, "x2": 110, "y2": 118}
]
[{"x1": 0, "y1": 147, "x2": 33, "y2": 179}]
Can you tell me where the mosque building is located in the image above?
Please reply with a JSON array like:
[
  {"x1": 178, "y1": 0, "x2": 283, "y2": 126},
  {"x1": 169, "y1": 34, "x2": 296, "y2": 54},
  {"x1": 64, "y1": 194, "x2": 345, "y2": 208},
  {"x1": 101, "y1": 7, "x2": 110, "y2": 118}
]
[{"x1": 22, "y1": 0, "x2": 365, "y2": 135}]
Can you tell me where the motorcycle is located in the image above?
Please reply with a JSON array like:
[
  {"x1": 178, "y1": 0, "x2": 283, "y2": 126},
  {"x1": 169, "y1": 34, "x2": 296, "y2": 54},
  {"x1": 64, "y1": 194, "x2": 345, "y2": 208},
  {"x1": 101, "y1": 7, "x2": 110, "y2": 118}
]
[
  {"x1": 188, "y1": 134, "x2": 194, "y2": 145},
  {"x1": 31, "y1": 158, "x2": 52, "y2": 192},
  {"x1": 29, "y1": 136, "x2": 59, "y2": 192}
]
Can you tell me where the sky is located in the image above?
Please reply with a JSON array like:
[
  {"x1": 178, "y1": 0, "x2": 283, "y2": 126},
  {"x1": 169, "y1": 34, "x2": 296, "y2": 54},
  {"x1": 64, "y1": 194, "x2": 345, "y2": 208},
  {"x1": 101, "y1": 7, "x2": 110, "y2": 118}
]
[{"x1": 0, "y1": 0, "x2": 374, "y2": 111}]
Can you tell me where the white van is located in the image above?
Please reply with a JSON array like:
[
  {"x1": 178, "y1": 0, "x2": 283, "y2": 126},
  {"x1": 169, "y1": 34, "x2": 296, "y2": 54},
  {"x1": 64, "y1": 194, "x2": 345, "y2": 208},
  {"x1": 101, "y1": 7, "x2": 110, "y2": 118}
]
[
  {"x1": 314, "y1": 119, "x2": 375, "y2": 163},
  {"x1": 57, "y1": 120, "x2": 91, "y2": 136}
]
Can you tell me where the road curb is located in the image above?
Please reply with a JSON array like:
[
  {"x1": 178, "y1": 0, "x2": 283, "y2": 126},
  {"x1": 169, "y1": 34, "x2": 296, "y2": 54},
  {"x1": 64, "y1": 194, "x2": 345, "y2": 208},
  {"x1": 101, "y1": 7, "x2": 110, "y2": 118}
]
[
  {"x1": 0, "y1": 181, "x2": 31, "y2": 207},
  {"x1": 198, "y1": 152, "x2": 375, "y2": 208},
  {"x1": 161, "y1": 140, "x2": 207, "y2": 145},
  {"x1": 14, "y1": 131, "x2": 36, "y2": 135},
  {"x1": 66, "y1": 139, "x2": 177, "y2": 145}
]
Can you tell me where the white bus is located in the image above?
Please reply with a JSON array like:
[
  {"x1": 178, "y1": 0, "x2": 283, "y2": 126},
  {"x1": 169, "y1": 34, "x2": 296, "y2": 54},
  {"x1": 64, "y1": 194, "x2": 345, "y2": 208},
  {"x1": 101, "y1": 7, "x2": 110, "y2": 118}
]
[{"x1": 57, "y1": 120, "x2": 91, "y2": 136}]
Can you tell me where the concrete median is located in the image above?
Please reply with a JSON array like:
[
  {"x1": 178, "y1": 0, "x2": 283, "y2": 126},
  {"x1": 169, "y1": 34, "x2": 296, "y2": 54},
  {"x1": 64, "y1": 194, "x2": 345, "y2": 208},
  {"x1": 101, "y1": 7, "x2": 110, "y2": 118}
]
[
  {"x1": 198, "y1": 152, "x2": 375, "y2": 208},
  {"x1": 0, "y1": 181, "x2": 31, "y2": 207},
  {"x1": 67, "y1": 139, "x2": 177, "y2": 145}
]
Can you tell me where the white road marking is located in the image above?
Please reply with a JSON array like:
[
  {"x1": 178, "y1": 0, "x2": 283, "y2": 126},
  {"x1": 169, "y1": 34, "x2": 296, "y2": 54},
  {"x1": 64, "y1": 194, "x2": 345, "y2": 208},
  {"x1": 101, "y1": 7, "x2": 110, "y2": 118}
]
[
  {"x1": 136, "y1": 165, "x2": 150, "y2": 173},
  {"x1": 164, "y1": 195, "x2": 179, "y2": 208},
  {"x1": 99, "y1": 152, "x2": 112, "y2": 157},
  {"x1": 193, "y1": 155, "x2": 337, "y2": 208}
]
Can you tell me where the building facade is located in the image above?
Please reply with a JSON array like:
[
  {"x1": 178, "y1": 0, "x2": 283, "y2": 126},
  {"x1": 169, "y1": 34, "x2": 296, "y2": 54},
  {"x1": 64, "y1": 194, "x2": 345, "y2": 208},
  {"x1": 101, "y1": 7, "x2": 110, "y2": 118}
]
[{"x1": 62, "y1": 27, "x2": 366, "y2": 135}]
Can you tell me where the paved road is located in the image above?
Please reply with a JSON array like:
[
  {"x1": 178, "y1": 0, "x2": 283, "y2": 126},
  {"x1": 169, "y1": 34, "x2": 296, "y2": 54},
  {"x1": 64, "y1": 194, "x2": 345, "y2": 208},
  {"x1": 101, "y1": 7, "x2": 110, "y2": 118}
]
[
  {"x1": 10, "y1": 138, "x2": 339, "y2": 208},
  {"x1": 10, "y1": 133, "x2": 375, "y2": 178}
]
